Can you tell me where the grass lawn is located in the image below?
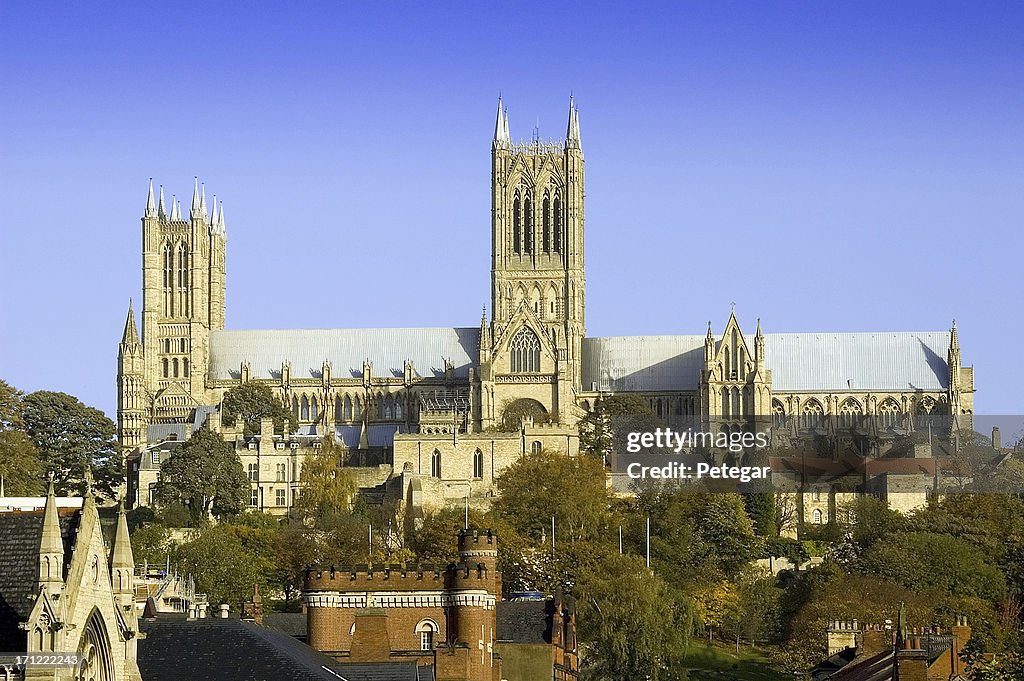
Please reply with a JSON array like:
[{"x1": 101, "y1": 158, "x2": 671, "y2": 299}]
[{"x1": 679, "y1": 642, "x2": 792, "y2": 681}]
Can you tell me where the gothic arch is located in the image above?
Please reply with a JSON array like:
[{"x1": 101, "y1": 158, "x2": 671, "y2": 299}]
[
  {"x1": 838, "y1": 398, "x2": 863, "y2": 429},
  {"x1": 878, "y1": 398, "x2": 901, "y2": 429},
  {"x1": 512, "y1": 192, "x2": 522, "y2": 254},
  {"x1": 76, "y1": 608, "x2": 114, "y2": 681},
  {"x1": 801, "y1": 399, "x2": 825, "y2": 430},
  {"x1": 542, "y1": 193, "x2": 551, "y2": 252},
  {"x1": 772, "y1": 399, "x2": 786, "y2": 428}
]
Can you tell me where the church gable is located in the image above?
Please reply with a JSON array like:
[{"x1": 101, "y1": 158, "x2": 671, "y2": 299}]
[{"x1": 491, "y1": 306, "x2": 558, "y2": 377}]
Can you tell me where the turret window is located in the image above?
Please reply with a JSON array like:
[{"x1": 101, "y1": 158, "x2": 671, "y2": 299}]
[
  {"x1": 513, "y1": 195, "x2": 521, "y2": 254},
  {"x1": 510, "y1": 327, "x2": 541, "y2": 373}
]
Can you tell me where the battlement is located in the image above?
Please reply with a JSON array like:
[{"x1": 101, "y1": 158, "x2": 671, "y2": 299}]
[
  {"x1": 458, "y1": 528, "x2": 498, "y2": 551},
  {"x1": 304, "y1": 560, "x2": 498, "y2": 593},
  {"x1": 508, "y1": 140, "x2": 566, "y2": 155}
]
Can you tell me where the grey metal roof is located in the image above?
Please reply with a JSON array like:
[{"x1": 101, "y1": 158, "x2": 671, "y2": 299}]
[
  {"x1": 582, "y1": 331, "x2": 950, "y2": 393},
  {"x1": 336, "y1": 425, "x2": 407, "y2": 448},
  {"x1": 208, "y1": 328, "x2": 479, "y2": 381},
  {"x1": 581, "y1": 335, "x2": 706, "y2": 392}
]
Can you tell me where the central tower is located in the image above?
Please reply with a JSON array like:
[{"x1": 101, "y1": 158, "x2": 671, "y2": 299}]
[
  {"x1": 477, "y1": 98, "x2": 585, "y2": 430},
  {"x1": 489, "y1": 97, "x2": 585, "y2": 385}
]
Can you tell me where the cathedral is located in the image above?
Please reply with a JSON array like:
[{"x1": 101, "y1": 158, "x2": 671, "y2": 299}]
[{"x1": 118, "y1": 98, "x2": 974, "y2": 516}]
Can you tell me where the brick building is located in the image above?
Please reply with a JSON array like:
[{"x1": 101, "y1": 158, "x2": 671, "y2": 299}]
[{"x1": 303, "y1": 528, "x2": 578, "y2": 681}]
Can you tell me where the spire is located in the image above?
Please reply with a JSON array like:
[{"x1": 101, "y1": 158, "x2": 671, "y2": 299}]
[
  {"x1": 158, "y1": 185, "x2": 166, "y2": 218},
  {"x1": 754, "y1": 318, "x2": 765, "y2": 363},
  {"x1": 950, "y1": 319, "x2": 959, "y2": 351},
  {"x1": 212, "y1": 201, "x2": 226, "y2": 235},
  {"x1": 190, "y1": 177, "x2": 201, "y2": 218},
  {"x1": 39, "y1": 478, "x2": 64, "y2": 595},
  {"x1": 110, "y1": 501, "x2": 134, "y2": 571},
  {"x1": 493, "y1": 96, "x2": 510, "y2": 147},
  {"x1": 199, "y1": 183, "x2": 209, "y2": 222},
  {"x1": 566, "y1": 95, "x2": 581, "y2": 148},
  {"x1": 145, "y1": 179, "x2": 157, "y2": 217},
  {"x1": 706, "y1": 321, "x2": 713, "y2": 341},
  {"x1": 171, "y1": 195, "x2": 181, "y2": 221},
  {"x1": 121, "y1": 300, "x2": 140, "y2": 346}
]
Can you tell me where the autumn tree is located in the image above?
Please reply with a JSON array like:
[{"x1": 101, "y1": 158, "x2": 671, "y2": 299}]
[
  {"x1": 291, "y1": 437, "x2": 356, "y2": 526},
  {"x1": 21, "y1": 390, "x2": 123, "y2": 499},
  {"x1": 154, "y1": 427, "x2": 248, "y2": 523},
  {"x1": 221, "y1": 382, "x2": 297, "y2": 435},
  {"x1": 0, "y1": 380, "x2": 44, "y2": 495}
]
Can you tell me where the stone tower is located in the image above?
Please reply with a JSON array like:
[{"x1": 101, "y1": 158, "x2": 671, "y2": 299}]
[
  {"x1": 479, "y1": 97, "x2": 586, "y2": 429},
  {"x1": 700, "y1": 311, "x2": 772, "y2": 441},
  {"x1": 136, "y1": 178, "x2": 226, "y2": 427}
]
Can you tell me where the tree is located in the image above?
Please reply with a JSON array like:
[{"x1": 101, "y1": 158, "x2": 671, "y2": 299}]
[
  {"x1": 838, "y1": 496, "x2": 905, "y2": 549},
  {"x1": 291, "y1": 437, "x2": 356, "y2": 526},
  {"x1": 576, "y1": 553, "x2": 686, "y2": 681},
  {"x1": 497, "y1": 398, "x2": 550, "y2": 432},
  {"x1": 578, "y1": 394, "x2": 655, "y2": 462},
  {"x1": 21, "y1": 390, "x2": 123, "y2": 499},
  {"x1": 221, "y1": 382, "x2": 297, "y2": 435},
  {"x1": 154, "y1": 427, "x2": 248, "y2": 522},
  {"x1": 494, "y1": 449, "x2": 613, "y2": 544},
  {"x1": 0, "y1": 430, "x2": 45, "y2": 496},
  {"x1": 0, "y1": 379, "x2": 25, "y2": 430},
  {"x1": 411, "y1": 506, "x2": 487, "y2": 566},
  {"x1": 172, "y1": 526, "x2": 275, "y2": 606}
]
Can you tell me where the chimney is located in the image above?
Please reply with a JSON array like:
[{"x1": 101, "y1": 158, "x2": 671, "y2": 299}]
[
  {"x1": 219, "y1": 604, "x2": 230, "y2": 619},
  {"x1": 992, "y1": 427, "x2": 1001, "y2": 450}
]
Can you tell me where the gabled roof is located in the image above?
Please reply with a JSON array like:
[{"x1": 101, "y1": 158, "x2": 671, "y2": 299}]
[
  {"x1": 0, "y1": 509, "x2": 79, "y2": 650},
  {"x1": 208, "y1": 328, "x2": 480, "y2": 381},
  {"x1": 496, "y1": 600, "x2": 553, "y2": 644}
]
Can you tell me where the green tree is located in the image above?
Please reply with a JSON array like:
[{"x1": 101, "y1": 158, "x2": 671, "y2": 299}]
[
  {"x1": 838, "y1": 496, "x2": 905, "y2": 549},
  {"x1": 154, "y1": 427, "x2": 248, "y2": 522},
  {"x1": 577, "y1": 553, "x2": 686, "y2": 681},
  {"x1": 172, "y1": 526, "x2": 275, "y2": 606},
  {"x1": 0, "y1": 430, "x2": 45, "y2": 496},
  {"x1": 411, "y1": 506, "x2": 487, "y2": 566},
  {"x1": 494, "y1": 449, "x2": 613, "y2": 544},
  {"x1": 0, "y1": 379, "x2": 25, "y2": 430},
  {"x1": 497, "y1": 398, "x2": 551, "y2": 432},
  {"x1": 292, "y1": 438, "x2": 356, "y2": 526},
  {"x1": 221, "y1": 382, "x2": 297, "y2": 435},
  {"x1": 130, "y1": 524, "x2": 172, "y2": 566},
  {"x1": 21, "y1": 390, "x2": 123, "y2": 499},
  {"x1": 578, "y1": 394, "x2": 655, "y2": 461}
]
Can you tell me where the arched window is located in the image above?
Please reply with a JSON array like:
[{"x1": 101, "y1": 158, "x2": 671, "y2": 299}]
[
  {"x1": 394, "y1": 395, "x2": 403, "y2": 420},
  {"x1": 473, "y1": 449, "x2": 484, "y2": 479},
  {"x1": 721, "y1": 386, "x2": 730, "y2": 418},
  {"x1": 839, "y1": 399, "x2": 862, "y2": 429},
  {"x1": 292, "y1": 396, "x2": 299, "y2": 418},
  {"x1": 162, "y1": 243, "x2": 173, "y2": 315},
  {"x1": 343, "y1": 395, "x2": 353, "y2": 421},
  {"x1": 431, "y1": 450, "x2": 442, "y2": 478},
  {"x1": 512, "y1": 194, "x2": 521, "y2": 254},
  {"x1": 531, "y1": 441, "x2": 542, "y2": 454},
  {"x1": 384, "y1": 394, "x2": 394, "y2": 420},
  {"x1": 300, "y1": 396, "x2": 310, "y2": 421},
  {"x1": 542, "y1": 195, "x2": 551, "y2": 252},
  {"x1": 180, "y1": 338, "x2": 188, "y2": 352},
  {"x1": 172, "y1": 358, "x2": 179, "y2": 378},
  {"x1": 353, "y1": 396, "x2": 361, "y2": 420},
  {"x1": 772, "y1": 401, "x2": 786, "y2": 429},
  {"x1": 878, "y1": 398, "x2": 901, "y2": 429},
  {"x1": 812, "y1": 509, "x2": 823, "y2": 525},
  {"x1": 553, "y1": 196, "x2": 562, "y2": 252},
  {"x1": 801, "y1": 400, "x2": 824, "y2": 430},
  {"x1": 523, "y1": 195, "x2": 533, "y2": 254},
  {"x1": 183, "y1": 358, "x2": 190, "y2": 377},
  {"x1": 78, "y1": 609, "x2": 114, "y2": 681},
  {"x1": 311, "y1": 395, "x2": 319, "y2": 421},
  {"x1": 510, "y1": 327, "x2": 541, "y2": 373},
  {"x1": 162, "y1": 358, "x2": 169, "y2": 378},
  {"x1": 415, "y1": 619, "x2": 438, "y2": 651},
  {"x1": 177, "y1": 242, "x2": 189, "y2": 317}
]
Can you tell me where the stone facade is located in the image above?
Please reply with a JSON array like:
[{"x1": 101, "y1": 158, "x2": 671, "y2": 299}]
[
  {"x1": 0, "y1": 486, "x2": 142, "y2": 681},
  {"x1": 118, "y1": 98, "x2": 975, "y2": 517}
]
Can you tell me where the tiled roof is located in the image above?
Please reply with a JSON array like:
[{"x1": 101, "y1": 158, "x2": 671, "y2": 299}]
[
  {"x1": 582, "y1": 331, "x2": 950, "y2": 393},
  {"x1": 496, "y1": 600, "x2": 552, "y2": 644},
  {"x1": 138, "y1": 617, "x2": 360, "y2": 681},
  {"x1": 332, "y1": 663, "x2": 434, "y2": 681},
  {"x1": 208, "y1": 328, "x2": 480, "y2": 381},
  {"x1": 262, "y1": 612, "x2": 307, "y2": 639},
  {"x1": 0, "y1": 509, "x2": 79, "y2": 650}
]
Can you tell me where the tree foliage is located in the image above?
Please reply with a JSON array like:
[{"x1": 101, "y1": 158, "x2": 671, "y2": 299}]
[
  {"x1": 154, "y1": 427, "x2": 248, "y2": 522},
  {"x1": 172, "y1": 525, "x2": 276, "y2": 606},
  {"x1": 221, "y1": 382, "x2": 297, "y2": 435},
  {"x1": 291, "y1": 437, "x2": 356, "y2": 526},
  {"x1": 21, "y1": 390, "x2": 122, "y2": 499}
]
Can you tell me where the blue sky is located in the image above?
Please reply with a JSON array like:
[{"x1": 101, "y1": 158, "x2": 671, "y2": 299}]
[{"x1": 0, "y1": 2, "x2": 1021, "y2": 426}]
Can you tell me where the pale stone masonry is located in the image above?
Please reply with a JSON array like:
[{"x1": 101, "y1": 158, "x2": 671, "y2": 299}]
[{"x1": 118, "y1": 98, "x2": 974, "y2": 517}]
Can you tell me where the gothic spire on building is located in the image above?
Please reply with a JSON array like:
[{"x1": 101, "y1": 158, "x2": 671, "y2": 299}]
[
  {"x1": 121, "y1": 299, "x2": 140, "y2": 346},
  {"x1": 39, "y1": 479, "x2": 64, "y2": 597},
  {"x1": 199, "y1": 183, "x2": 209, "y2": 222},
  {"x1": 190, "y1": 176, "x2": 201, "y2": 218},
  {"x1": 145, "y1": 179, "x2": 157, "y2": 217},
  {"x1": 493, "y1": 96, "x2": 510, "y2": 148},
  {"x1": 755, "y1": 318, "x2": 765, "y2": 363},
  {"x1": 158, "y1": 184, "x2": 166, "y2": 219},
  {"x1": 566, "y1": 95, "x2": 581, "y2": 148},
  {"x1": 110, "y1": 501, "x2": 135, "y2": 606}
]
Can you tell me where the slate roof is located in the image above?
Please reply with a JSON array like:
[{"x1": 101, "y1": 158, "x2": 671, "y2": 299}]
[
  {"x1": 582, "y1": 331, "x2": 950, "y2": 393},
  {"x1": 208, "y1": 328, "x2": 480, "y2": 381},
  {"x1": 0, "y1": 509, "x2": 79, "y2": 650},
  {"x1": 139, "y1": 616, "x2": 378, "y2": 681},
  {"x1": 263, "y1": 612, "x2": 307, "y2": 639},
  {"x1": 332, "y1": 662, "x2": 435, "y2": 681},
  {"x1": 496, "y1": 600, "x2": 552, "y2": 644}
]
